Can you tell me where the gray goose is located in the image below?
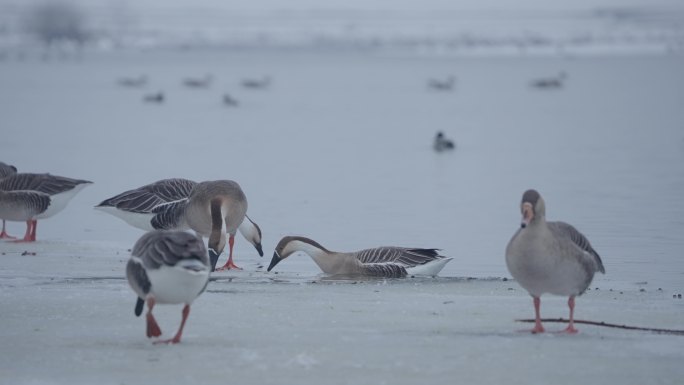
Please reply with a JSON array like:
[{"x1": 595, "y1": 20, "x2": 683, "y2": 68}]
[
  {"x1": 0, "y1": 173, "x2": 92, "y2": 242},
  {"x1": 127, "y1": 230, "x2": 210, "y2": 344},
  {"x1": 505, "y1": 189, "x2": 605, "y2": 333},
  {"x1": 268, "y1": 236, "x2": 453, "y2": 278},
  {"x1": 184, "y1": 180, "x2": 248, "y2": 271}
]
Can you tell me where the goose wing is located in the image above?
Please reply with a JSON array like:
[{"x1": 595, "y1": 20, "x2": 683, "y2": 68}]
[
  {"x1": 150, "y1": 199, "x2": 189, "y2": 230},
  {"x1": 0, "y1": 173, "x2": 91, "y2": 195},
  {"x1": 354, "y1": 247, "x2": 443, "y2": 267},
  {"x1": 97, "y1": 178, "x2": 196, "y2": 213},
  {"x1": 362, "y1": 263, "x2": 407, "y2": 278},
  {"x1": 0, "y1": 190, "x2": 51, "y2": 217},
  {"x1": 131, "y1": 230, "x2": 208, "y2": 270},
  {"x1": 549, "y1": 221, "x2": 605, "y2": 274}
]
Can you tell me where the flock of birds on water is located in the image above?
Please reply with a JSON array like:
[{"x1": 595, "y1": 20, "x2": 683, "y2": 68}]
[
  {"x1": 0, "y1": 157, "x2": 604, "y2": 343},
  {"x1": 118, "y1": 73, "x2": 271, "y2": 107},
  {"x1": 120, "y1": 71, "x2": 565, "y2": 108}
]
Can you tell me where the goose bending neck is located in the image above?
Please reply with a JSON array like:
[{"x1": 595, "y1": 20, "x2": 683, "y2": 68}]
[
  {"x1": 207, "y1": 198, "x2": 224, "y2": 270},
  {"x1": 291, "y1": 238, "x2": 330, "y2": 259}
]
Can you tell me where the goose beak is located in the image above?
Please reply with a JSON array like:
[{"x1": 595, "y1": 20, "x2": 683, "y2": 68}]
[
  {"x1": 209, "y1": 248, "x2": 221, "y2": 272},
  {"x1": 255, "y1": 242, "x2": 264, "y2": 257},
  {"x1": 521, "y1": 203, "x2": 534, "y2": 228},
  {"x1": 267, "y1": 252, "x2": 281, "y2": 272}
]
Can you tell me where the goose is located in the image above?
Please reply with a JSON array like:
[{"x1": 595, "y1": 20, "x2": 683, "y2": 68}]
[
  {"x1": 428, "y1": 76, "x2": 455, "y2": 91},
  {"x1": 183, "y1": 74, "x2": 212, "y2": 88},
  {"x1": 223, "y1": 93, "x2": 239, "y2": 107},
  {"x1": 0, "y1": 173, "x2": 92, "y2": 242},
  {"x1": 433, "y1": 131, "x2": 456, "y2": 152},
  {"x1": 184, "y1": 180, "x2": 248, "y2": 271},
  {"x1": 117, "y1": 75, "x2": 147, "y2": 88},
  {"x1": 126, "y1": 230, "x2": 210, "y2": 344},
  {"x1": 95, "y1": 178, "x2": 263, "y2": 257},
  {"x1": 505, "y1": 189, "x2": 605, "y2": 333},
  {"x1": 0, "y1": 161, "x2": 18, "y2": 239},
  {"x1": 241, "y1": 76, "x2": 270, "y2": 89},
  {"x1": 530, "y1": 72, "x2": 566, "y2": 89},
  {"x1": 143, "y1": 92, "x2": 164, "y2": 103},
  {"x1": 268, "y1": 236, "x2": 453, "y2": 278}
]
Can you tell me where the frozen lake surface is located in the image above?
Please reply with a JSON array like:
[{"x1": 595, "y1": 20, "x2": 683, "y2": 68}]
[{"x1": 1, "y1": 49, "x2": 683, "y2": 384}]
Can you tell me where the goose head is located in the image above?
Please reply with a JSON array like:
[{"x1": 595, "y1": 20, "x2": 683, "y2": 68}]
[
  {"x1": 267, "y1": 236, "x2": 328, "y2": 271},
  {"x1": 519, "y1": 189, "x2": 546, "y2": 228},
  {"x1": 238, "y1": 215, "x2": 263, "y2": 257}
]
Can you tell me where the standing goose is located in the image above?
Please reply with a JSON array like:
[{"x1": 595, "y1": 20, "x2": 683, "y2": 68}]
[
  {"x1": 268, "y1": 236, "x2": 453, "y2": 278},
  {"x1": 505, "y1": 189, "x2": 605, "y2": 333},
  {"x1": 0, "y1": 161, "x2": 18, "y2": 239},
  {"x1": 127, "y1": 230, "x2": 210, "y2": 344},
  {"x1": 0, "y1": 173, "x2": 92, "y2": 242},
  {"x1": 184, "y1": 180, "x2": 248, "y2": 271},
  {"x1": 95, "y1": 178, "x2": 263, "y2": 257}
]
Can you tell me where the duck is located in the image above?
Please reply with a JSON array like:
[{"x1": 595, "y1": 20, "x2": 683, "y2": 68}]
[
  {"x1": 183, "y1": 74, "x2": 212, "y2": 88},
  {"x1": 505, "y1": 189, "x2": 605, "y2": 333},
  {"x1": 268, "y1": 236, "x2": 453, "y2": 278},
  {"x1": 95, "y1": 178, "x2": 263, "y2": 258},
  {"x1": 223, "y1": 93, "x2": 239, "y2": 107},
  {"x1": 0, "y1": 173, "x2": 92, "y2": 242},
  {"x1": 126, "y1": 230, "x2": 210, "y2": 344},
  {"x1": 530, "y1": 72, "x2": 566, "y2": 89},
  {"x1": 433, "y1": 131, "x2": 456, "y2": 152},
  {"x1": 428, "y1": 76, "x2": 455, "y2": 91},
  {"x1": 117, "y1": 75, "x2": 147, "y2": 88},
  {"x1": 0, "y1": 161, "x2": 18, "y2": 239},
  {"x1": 241, "y1": 76, "x2": 270, "y2": 89},
  {"x1": 184, "y1": 180, "x2": 248, "y2": 272},
  {"x1": 143, "y1": 92, "x2": 164, "y2": 103}
]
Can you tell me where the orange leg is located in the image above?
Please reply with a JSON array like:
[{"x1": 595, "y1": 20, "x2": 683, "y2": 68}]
[
  {"x1": 154, "y1": 304, "x2": 191, "y2": 344},
  {"x1": 0, "y1": 220, "x2": 16, "y2": 239},
  {"x1": 146, "y1": 297, "x2": 162, "y2": 338},
  {"x1": 12, "y1": 220, "x2": 35, "y2": 243},
  {"x1": 562, "y1": 296, "x2": 579, "y2": 334},
  {"x1": 216, "y1": 234, "x2": 241, "y2": 270},
  {"x1": 30, "y1": 220, "x2": 38, "y2": 241},
  {"x1": 531, "y1": 296, "x2": 545, "y2": 333}
]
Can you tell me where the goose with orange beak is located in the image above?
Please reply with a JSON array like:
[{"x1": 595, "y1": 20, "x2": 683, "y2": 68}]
[{"x1": 505, "y1": 189, "x2": 605, "y2": 334}]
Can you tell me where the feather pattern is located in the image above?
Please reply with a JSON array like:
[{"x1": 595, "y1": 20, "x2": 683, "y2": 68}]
[
  {"x1": 0, "y1": 162, "x2": 17, "y2": 179},
  {"x1": 548, "y1": 221, "x2": 605, "y2": 274},
  {"x1": 131, "y1": 230, "x2": 209, "y2": 270},
  {"x1": 0, "y1": 190, "x2": 51, "y2": 220},
  {"x1": 150, "y1": 199, "x2": 189, "y2": 230},
  {"x1": 0, "y1": 173, "x2": 92, "y2": 195},
  {"x1": 362, "y1": 263, "x2": 407, "y2": 278},
  {"x1": 97, "y1": 178, "x2": 196, "y2": 213}
]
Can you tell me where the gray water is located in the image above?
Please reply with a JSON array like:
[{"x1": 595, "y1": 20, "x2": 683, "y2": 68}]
[{"x1": 1, "y1": 50, "x2": 683, "y2": 290}]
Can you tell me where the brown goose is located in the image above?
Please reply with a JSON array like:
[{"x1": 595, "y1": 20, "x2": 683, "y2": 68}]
[
  {"x1": 95, "y1": 178, "x2": 263, "y2": 257},
  {"x1": 184, "y1": 180, "x2": 248, "y2": 271},
  {"x1": 268, "y1": 236, "x2": 452, "y2": 278}
]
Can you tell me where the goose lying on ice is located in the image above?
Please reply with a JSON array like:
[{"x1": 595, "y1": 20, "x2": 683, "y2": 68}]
[{"x1": 268, "y1": 236, "x2": 452, "y2": 278}]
